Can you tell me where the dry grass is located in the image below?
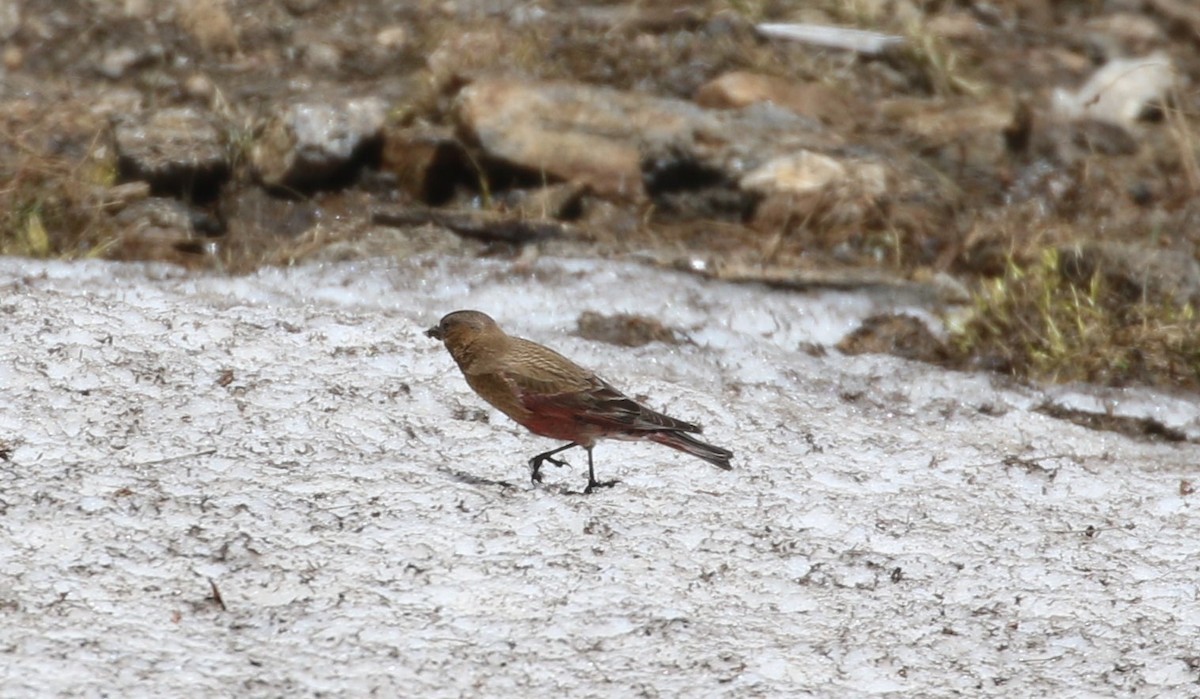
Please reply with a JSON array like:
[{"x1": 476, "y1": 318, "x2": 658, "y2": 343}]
[
  {"x1": 0, "y1": 104, "x2": 119, "y2": 258},
  {"x1": 952, "y1": 247, "x2": 1200, "y2": 389}
]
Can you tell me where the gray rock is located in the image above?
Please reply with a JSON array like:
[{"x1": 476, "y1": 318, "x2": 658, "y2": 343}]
[
  {"x1": 111, "y1": 197, "x2": 219, "y2": 264},
  {"x1": 98, "y1": 47, "x2": 148, "y2": 80},
  {"x1": 252, "y1": 97, "x2": 387, "y2": 190},
  {"x1": 0, "y1": 1, "x2": 19, "y2": 42},
  {"x1": 113, "y1": 107, "x2": 229, "y2": 198},
  {"x1": 457, "y1": 79, "x2": 699, "y2": 199},
  {"x1": 455, "y1": 78, "x2": 835, "y2": 202},
  {"x1": 1060, "y1": 241, "x2": 1200, "y2": 306}
]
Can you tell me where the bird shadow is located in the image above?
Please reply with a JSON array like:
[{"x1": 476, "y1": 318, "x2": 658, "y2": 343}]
[
  {"x1": 435, "y1": 465, "x2": 618, "y2": 496},
  {"x1": 436, "y1": 465, "x2": 518, "y2": 490}
]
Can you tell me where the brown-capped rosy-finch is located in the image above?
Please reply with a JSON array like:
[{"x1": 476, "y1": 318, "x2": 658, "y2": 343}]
[{"x1": 426, "y1": 310, "x2": 733, "y2": 493}]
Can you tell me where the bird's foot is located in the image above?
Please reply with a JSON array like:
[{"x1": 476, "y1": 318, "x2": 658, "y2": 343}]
[
  {"x1": 528, "y1": 454, "x2": 571, "y2": 484},
  {"x1": 582, "y1": 478, "x2": 620, "y2": 495}
]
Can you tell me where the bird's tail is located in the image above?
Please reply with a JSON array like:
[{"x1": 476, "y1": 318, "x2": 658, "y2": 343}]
[{"x1": 649, "y1": 430, "x2": 733, "y2": 470}]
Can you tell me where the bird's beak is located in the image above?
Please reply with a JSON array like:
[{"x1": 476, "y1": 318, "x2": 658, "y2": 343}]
[{"x1": 425, "y1": 325, "x2": 444, "y2": 340}]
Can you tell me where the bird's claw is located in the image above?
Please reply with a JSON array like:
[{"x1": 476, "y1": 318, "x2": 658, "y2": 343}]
[
  {"x1": 528, "y1": 454, "x2": 571, "y2": 484},
  {"x1": 582, "y1": 479, "x2": 619, "y2": 495}
]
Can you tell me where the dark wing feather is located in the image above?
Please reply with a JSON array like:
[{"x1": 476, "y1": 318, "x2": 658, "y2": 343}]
[
  {"x1": 514, "y1": 374, "x2": 702, "y2": 434},
  {"x1": 499, "y1": 336, "x2": 702, "y2": 434}
]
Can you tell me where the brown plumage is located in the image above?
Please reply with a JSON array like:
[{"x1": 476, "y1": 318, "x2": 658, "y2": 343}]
[{"x1": 426, "y1": 310, "x2": 733, "y2": 493}]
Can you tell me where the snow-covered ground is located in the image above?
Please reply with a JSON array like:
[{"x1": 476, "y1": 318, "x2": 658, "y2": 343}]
[{"x1": 1, "y1": 255, "x2": 1198, "y2": 697}]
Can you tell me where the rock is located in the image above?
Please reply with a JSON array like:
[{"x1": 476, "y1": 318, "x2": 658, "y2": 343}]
[
  {"x1": 302, "y1": 42, "x2": 341, "y2": 72},
  {"x1": 742, "y1": 151, "x2": 847, "y2": 195},
  {"x1": 222, "y1": 187, "x2": 324, "y2": 241},
  {"x1": 1051, "y1": 52, "x2": 1175, "y2": 129},
  {"x1": 380, "y1": 124, "x2": 469, "y2": 204},
  {"x1": 426, "y1": 29, "x2": 508, "y2": 89},
  {"x1": 251, "y1": 97, "x2": 387, "y2": 191},
  {"x1": 177, "y1": 0, "x2": 238, "y2": 53},
  {"x1": 741, "y1": 151, "x2": 890, "y2": 234},
  {"x1": 0, "y1": 1, "x2": 19, "y2": 42},
  {"x1": 456, "y1": 79, "x2": 664, "y2": 198},
  {"x1": 89, "y1": 87, "x2": 145, "y2": 119},
  {"x1": 881, "y1": 96, "x2": 1018, "y2": 173},
  {"x1": 456, "y1": 78, "x2": 835, "y2": 202},
  {"x1": 740, "y1": 150, "x2": 887, "y2": 198},
  {"x1": 111, "y1": 197, "x2": 220, "y2": 265},
  {"x1": 565, "y1": 4, "x2": 705, "y2": 32},
  {"x1": 1059, "y1": 242, "x2": 1200, "y2": 306},
  {"x1": 371, "y1": 206, "x2": 569, "y2": 245},
  {"x1": 183, "y1": 73, "x2": 215, "y2": 101},
  {"x1": 694, "y1": 71, "x2": 859, "y2": 125},
  {"x1": 121, "y1": 0, "x2": 153, "y2": 18},
  {"x1": 375, "y1": 26, "x2": 409, "y2": 51},
  {"x1": 883, "y1": 97, "x2": 1013, "y2": 151},
  {"x1": 837, "y1": 314, "x2": 950, "y2": 364},
  {"x1": 673, "y1": 257, "x2": 926, "y2": 296},
  {"x1": 113, "y1": 107, "x2": 229, "y2": 199},
  {"x1": 3, "y1": 45, "x2": 22, "y2": 72},
  {"x1": 1084, "y1": 13, "x2": 1166, "y2": 53},
  {"x1": 98, "y1": 47, "x2": 145, "y2": 80},
  {"x1": 575, "y1": 311, "x2": 685, "y2": 347},
  {"x1": 114, "y1": 197, "x2": 196, "y2": 234},
  {"x1": 755, "y1": 23, "x2": 905, "y2": 55}
]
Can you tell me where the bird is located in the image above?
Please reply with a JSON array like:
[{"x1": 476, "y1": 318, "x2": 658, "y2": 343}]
[{"x1": 425, "y1": 310, "x2": 733, "y2": 493}]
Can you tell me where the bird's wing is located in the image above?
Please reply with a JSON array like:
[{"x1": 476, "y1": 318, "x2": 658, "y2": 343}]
[
  {"x1": 507, "y1": 370, "x2": 702, "y2": 435},
  {"x1": 498, "y1": 339, "x2": 596, "y2": 393}
]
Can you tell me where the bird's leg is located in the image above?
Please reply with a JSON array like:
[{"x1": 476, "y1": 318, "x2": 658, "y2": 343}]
[
  {"x1": 529, "y1": 442, "x2": 578, "y2": 484},
  {"x1": 583, "y1": 446, "x2": 619, "y2": 494}
]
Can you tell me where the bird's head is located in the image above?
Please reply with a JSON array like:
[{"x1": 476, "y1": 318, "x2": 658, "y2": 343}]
[{"x1": 426, "y1": 311, "x2": 503, "y2": 357}]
